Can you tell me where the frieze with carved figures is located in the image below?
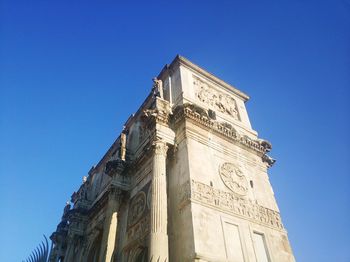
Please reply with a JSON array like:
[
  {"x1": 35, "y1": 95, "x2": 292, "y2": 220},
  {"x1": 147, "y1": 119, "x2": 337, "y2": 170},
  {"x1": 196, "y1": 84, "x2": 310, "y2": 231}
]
[
  {"x1": 193, "y1": 76, "x2": 240, "y2": 120},
  {"x1": 179, "y1": 180, "x2": 284, "y2": 230}
]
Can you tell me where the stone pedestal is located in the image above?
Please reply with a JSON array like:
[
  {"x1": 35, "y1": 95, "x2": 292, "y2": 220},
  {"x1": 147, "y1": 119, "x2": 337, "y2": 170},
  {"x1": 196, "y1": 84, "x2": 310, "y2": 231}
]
[{"x1": 148, "y1": 139, "x2": 169, "y2": 262}]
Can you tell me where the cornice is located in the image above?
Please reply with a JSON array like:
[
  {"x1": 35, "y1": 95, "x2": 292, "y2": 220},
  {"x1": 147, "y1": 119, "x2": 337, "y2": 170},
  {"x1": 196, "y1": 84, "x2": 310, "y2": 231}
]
[
  {"x1": 159, "y1": 55, "x2": 250, "y2": 102},
  {"x1": 173, "y1": 104, "x2": 271, "y2": 156}
]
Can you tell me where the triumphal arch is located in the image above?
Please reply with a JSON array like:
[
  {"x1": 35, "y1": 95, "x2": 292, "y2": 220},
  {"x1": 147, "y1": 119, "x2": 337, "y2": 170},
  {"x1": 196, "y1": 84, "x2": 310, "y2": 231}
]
[{"x1": 49, "y1": 55, "x2": 295, "y2": 262}]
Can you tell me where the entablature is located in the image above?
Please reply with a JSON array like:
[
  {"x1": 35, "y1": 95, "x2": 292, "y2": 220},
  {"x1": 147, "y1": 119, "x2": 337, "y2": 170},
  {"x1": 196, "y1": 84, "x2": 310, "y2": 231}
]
[
  {"x1": 173, "y1": 103, "x2": 273, "y2": 159},
  {"x1": 158, "y1": 55, "x2": 249, "y2": 102}
]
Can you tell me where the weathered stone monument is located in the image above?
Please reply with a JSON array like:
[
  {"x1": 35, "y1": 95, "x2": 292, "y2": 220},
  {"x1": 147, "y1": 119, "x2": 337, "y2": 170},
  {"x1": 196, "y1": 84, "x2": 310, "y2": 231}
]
[{"x1": 49, "y1": 55, "x2": 295, "y2": 262}]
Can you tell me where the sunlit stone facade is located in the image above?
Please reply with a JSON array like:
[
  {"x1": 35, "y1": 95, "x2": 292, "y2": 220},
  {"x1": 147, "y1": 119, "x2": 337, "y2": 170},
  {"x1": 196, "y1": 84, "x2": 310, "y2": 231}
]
[{"x1": 49, "y1": 56, "x2": 295, "y2": 262}]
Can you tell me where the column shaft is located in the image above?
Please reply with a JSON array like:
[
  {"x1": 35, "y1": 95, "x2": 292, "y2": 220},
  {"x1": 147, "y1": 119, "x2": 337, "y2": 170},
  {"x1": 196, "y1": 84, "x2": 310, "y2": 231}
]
[
  {"x1": 64, "y1": 238, "x2": 75, "y2": 262},
  {"x1": 149, "y1": 140, "x2": 169, "y2": 262},
  {"x1": 99, "y1": 191, "x2": 120, "y2": 262}
]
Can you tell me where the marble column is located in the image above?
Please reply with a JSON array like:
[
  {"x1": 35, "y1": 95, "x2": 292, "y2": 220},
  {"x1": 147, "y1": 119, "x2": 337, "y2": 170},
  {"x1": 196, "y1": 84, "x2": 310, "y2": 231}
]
[
  {"x1": 63, "y1": 235, "x2": 76, "y2": 262},
  {"x1": 99, "y1": 188, "x2": 122, "y2": 262},
  {"x1": 149, "y1": 139, "x2": 169, "y2": 262}
]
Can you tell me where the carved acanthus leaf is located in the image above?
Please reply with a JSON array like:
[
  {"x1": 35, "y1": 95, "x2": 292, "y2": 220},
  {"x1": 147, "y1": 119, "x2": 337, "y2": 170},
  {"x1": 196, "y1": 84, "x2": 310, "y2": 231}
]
[{"x1": 152, "y1": 139, "x2": 168, "y2": 156}]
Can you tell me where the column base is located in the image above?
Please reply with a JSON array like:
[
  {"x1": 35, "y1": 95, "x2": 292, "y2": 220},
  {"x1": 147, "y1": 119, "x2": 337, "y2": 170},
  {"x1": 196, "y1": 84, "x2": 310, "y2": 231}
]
[{"x1": 149, "y1": 233, "x2": 169, "y2": 262}]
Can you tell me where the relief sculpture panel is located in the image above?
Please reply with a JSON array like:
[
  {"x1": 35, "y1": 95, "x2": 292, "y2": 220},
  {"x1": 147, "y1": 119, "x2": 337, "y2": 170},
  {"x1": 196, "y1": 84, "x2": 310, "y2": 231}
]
[
  {"x1": 128, "y1": 191, "x2": 146, "y2": 227},
  {"x1": 193, "y1": 75, "x2": 240, "y2": 120},
  {"x1": 220, "y1": 162, "x2": 248, "y2": 196},
  {"x1": 126, "y1": 182, "x2": 151, "y2": 244},
  {"x1": 179, "y1": 180, "x2": 284, "y2": 230}
]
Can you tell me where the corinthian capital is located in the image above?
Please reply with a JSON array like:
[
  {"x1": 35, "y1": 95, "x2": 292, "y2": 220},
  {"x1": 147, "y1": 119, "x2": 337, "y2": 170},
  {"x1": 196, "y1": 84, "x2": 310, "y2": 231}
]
[
  {"x1": 152, "y1": 139, "x2": 168, "y2": 156},
  {"x1": 143, "y1": 97, "x2": 172, "y2": 126}
]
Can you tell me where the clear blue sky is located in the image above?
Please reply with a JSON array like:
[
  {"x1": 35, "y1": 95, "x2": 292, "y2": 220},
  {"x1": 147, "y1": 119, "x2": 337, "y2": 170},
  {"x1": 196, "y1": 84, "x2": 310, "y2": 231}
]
[{"x1": 1, "y1": 1, "x2": 349, "y2": 261}]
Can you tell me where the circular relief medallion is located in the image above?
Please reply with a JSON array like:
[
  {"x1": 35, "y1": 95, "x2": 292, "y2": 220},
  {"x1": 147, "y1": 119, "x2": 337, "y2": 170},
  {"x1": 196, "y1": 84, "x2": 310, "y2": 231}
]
[
  {"x1": 128, "y1": 191, "x2": 146, "y2": 226},
  {"x1": 219, "y1": 162, "x2": 248, "y2": 196}
]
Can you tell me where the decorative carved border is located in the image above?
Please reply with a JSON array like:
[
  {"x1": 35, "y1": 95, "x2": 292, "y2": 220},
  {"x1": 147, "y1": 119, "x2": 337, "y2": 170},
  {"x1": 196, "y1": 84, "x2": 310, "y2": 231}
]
[
  {"x1": 173, "y1": 103, "x2": 271, "y2": 155},
  {"x1": 179, "y1": 180, "x2": 284, "y2": 231}
]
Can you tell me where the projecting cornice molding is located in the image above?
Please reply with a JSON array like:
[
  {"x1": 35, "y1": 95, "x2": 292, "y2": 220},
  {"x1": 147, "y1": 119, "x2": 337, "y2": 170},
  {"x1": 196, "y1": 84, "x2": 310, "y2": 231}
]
[
  {"x1": 158, "y1": 55, "x2": 250, "y2": 102},
  {"x1": 173, "y1": 103, "x2": 273, "y2": 157}
]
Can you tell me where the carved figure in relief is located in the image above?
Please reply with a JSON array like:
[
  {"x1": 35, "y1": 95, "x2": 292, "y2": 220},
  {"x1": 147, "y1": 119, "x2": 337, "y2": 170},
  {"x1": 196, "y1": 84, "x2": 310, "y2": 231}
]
[
  {"x1": 185, "y1": 103, "x2": 208, "y2": 118},
  {"x1": 152, "y1": 77, "x2": 164, "y2": 99},
  {"x1": 194, "y1": 76, "x2": 239, "y2": 120},
  {"x1": 127, "y1": 216, "x2": 150, "y2": 244},
  {"x1": 215, "y1": 94, "x2": 226, "y2": 113},
  {"x1": 180, "y1": 180, "x2": 283, "y2": 230},
  {"x1": 143, "y1": 108, "x2": 158, "y2": 119},
  {"x1": 223, "y1": 96, "x2": 239, "y2": 118},
  {"x1": 197, "y1": 85, "x2": 212, "y2": 105},
  {"x1": 128, "y1": 192, "x2": 146, "y2": 226},
  {"x1": 219, "y1": 162, "x2": 248, "y2": 196}
]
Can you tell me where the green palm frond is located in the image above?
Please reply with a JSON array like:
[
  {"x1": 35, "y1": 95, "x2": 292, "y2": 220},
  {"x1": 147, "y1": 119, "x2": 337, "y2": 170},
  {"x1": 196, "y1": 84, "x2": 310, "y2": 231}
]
[{"x1": 23, "y1": 235, "x2": 49, "y2": 262}]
